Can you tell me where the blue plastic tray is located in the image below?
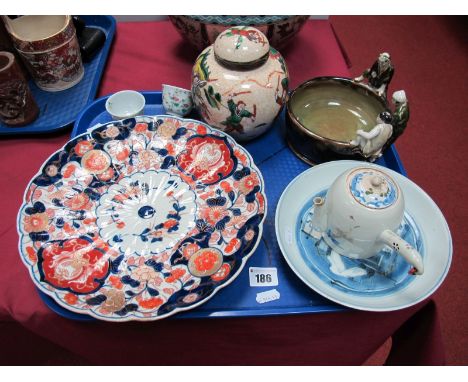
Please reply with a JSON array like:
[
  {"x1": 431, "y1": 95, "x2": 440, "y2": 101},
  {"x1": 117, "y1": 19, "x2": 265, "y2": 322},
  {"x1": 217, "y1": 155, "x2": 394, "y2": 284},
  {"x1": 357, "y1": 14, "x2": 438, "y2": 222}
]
[
  {"x1": 38, "y1": 91, "x2": 407, "y2": 321},
  {"x1": 0, "y1": 16, "x2": 116, "y2": 136}
]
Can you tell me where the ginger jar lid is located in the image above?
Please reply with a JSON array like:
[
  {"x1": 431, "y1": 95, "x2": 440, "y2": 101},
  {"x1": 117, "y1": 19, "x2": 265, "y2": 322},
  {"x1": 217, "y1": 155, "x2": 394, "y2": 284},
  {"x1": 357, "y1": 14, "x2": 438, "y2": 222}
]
[
  {"x1": 346, "y1": 168, "x2": 399, "y2": 209},
  {"x1": 213, "y1": 26, "x2": 270, "y2": 68}
]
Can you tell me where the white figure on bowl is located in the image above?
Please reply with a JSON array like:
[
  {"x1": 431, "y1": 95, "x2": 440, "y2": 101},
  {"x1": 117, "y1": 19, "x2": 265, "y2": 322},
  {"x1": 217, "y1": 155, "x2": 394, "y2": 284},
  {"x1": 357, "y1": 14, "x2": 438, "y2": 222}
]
[
  {"x1": 350, "y1": 111, "x2": 393, "y2": 161},
  {"x1": 390, "y1": 90, "x2": 410, "y2": 143}
]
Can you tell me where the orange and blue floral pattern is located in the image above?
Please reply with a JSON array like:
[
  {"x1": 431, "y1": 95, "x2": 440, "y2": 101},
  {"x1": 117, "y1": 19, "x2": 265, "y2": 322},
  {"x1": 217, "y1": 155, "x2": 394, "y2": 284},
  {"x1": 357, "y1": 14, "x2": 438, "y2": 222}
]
[{"x1": 18, "y1": 116, "x2": 266, "y2": 321}]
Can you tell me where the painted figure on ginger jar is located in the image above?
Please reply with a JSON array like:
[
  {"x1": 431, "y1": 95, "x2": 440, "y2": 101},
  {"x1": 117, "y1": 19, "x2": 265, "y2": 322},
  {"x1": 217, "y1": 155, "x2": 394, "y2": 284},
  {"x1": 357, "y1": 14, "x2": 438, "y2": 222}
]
[{"x1": 191, "y1": 26, "x2": 289, "y2": 141}]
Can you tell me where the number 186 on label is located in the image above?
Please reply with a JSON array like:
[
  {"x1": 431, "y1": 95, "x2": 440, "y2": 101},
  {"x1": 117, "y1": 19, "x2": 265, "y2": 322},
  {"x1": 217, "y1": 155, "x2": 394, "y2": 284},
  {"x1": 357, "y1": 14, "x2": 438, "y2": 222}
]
[{"x1": 249, "y1": 267, "x2": 278, "y2": 287}]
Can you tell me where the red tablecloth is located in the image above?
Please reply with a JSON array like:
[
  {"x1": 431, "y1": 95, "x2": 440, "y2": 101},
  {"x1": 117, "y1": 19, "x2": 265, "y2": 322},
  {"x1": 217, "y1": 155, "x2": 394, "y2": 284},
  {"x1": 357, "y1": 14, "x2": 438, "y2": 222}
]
[{"x1": 0, "y1": 20, "x2": 445, "y2": 365}]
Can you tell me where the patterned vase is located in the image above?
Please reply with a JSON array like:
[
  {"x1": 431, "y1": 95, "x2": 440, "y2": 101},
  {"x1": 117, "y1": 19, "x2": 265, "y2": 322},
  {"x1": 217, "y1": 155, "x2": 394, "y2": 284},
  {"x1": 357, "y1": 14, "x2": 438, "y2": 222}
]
[
  {"x1": 191, "y1": 26, "x2": 289, "y2": 142},
  {"x1": 170, "y1": 15, "x2": 308, "y2": 52},
  {"x1": 0, "y1": 51, "x2": 39, "y2": 126},
  {"x1": 3, "y1": 15, "x2": 84, "y2": 92}
]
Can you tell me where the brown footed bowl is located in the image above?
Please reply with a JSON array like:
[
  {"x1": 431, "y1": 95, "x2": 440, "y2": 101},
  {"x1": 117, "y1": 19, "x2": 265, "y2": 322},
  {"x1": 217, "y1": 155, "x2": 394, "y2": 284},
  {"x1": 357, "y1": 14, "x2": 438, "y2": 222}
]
[{"x1": 285, "y1": 77, "x2": 389, "y2": 165}]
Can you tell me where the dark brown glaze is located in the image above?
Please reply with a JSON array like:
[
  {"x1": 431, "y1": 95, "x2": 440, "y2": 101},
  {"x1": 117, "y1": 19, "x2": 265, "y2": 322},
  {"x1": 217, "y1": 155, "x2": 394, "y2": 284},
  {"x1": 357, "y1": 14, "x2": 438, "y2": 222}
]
[
  {"x1": 0, "y1": 51, "x2": 39, "y2": 126},
  {"x1": 0, "y1": 18, "x2": 29, "y2": 79},
  {"x1": 286, "y1": 77, "x2": 389, "y2": 164}
]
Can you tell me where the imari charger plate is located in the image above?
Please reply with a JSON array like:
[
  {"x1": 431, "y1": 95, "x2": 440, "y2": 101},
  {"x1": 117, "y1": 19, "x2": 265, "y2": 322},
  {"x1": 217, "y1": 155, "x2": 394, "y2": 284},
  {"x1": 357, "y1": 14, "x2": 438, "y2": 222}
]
[{"x1": 17, "y1": 116, "x2": 266, "y2": 321}]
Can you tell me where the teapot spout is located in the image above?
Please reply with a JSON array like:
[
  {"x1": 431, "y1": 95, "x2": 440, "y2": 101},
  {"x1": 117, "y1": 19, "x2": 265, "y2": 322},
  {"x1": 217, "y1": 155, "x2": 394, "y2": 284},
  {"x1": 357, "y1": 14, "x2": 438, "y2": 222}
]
[
  {"x1": 310, "y1": 196, "x2": 327, "y2": 238},
  {"x1": 380, "y1": 229, "x2": 424, "y2": 275}
]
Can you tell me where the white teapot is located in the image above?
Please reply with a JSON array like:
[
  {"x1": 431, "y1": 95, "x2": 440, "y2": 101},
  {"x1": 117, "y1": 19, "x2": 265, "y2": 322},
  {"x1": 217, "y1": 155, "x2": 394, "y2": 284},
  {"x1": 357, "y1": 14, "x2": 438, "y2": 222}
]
[{"x1": 311, "y1": 165, "x2": 424, "y2": 275}]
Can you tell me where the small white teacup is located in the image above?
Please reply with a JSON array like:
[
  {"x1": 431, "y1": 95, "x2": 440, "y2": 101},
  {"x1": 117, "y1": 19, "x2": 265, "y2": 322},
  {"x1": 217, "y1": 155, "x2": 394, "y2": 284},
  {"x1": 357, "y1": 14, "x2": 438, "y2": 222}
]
[
  {"x1": 162, "y1": 84, "x2": 193, "y2": 117},
  {"x1": 105, "y1": 90, "x2": 145, "y2": 120}
]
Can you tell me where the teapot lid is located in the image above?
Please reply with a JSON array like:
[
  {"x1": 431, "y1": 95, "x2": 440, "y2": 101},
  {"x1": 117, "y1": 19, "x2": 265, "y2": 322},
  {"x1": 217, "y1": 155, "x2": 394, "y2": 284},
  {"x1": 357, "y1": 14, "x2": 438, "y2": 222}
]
[
  {"x1": 347, "y1": 168, "x2": 399, "y2": 209},
  {"x1": 214, "y1": 26, "x2": 270, "y2": 68}
]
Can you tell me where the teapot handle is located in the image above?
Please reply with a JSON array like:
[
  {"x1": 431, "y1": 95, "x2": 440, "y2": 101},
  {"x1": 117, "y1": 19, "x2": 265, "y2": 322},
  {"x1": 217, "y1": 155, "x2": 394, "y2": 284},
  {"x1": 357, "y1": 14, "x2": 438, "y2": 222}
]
[{"x1": 380, "y1": 229, "x2": 424, "y2": 275}]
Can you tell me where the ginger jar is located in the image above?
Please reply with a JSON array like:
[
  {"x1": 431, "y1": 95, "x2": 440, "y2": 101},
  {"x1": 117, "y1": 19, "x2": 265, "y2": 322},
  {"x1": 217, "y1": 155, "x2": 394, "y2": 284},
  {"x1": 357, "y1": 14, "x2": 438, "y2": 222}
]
[{"x1": 191, "y1": 26, "x2": 289, "y2": 141}]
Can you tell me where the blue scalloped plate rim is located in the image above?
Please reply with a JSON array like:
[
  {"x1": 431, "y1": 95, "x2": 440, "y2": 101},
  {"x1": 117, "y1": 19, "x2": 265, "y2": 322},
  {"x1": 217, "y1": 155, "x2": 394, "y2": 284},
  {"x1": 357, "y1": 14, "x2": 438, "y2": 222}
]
[{"x1": 36, "y1": 93, "x2": 411, "y2": 321}]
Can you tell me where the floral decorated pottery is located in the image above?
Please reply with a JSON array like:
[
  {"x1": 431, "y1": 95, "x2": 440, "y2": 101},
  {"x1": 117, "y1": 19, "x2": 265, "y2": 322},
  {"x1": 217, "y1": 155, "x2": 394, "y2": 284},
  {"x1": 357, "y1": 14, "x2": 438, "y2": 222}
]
[
  {"x1": 17, "y1": 115, "x2": 266, "y2": 321},
  {"x1": 0, "y1": 18, "x2": 30, "y2": 78},
  {"x1": 0, "y1": 51, "x2": 39, "y2": 126},
  {"x1": 105, "y1": 90, "x2": 146, "y2": 120},
  {"x1": 276, "y1": 161, "x2": 452, "y2": 311},
  {"x1": 162, "y1": 84, "x2": 193, "y2": 117},
  {"x1": 192, "y1": 26, "x2": 289, "y2": 142},
  {"x1": 2, "y1": 15, "x2": 84, "y2": 91},
  {"x1": 286, "y1": 54, "x2": 409, "y2": 164},
  {"x1": 169, "y1": 15, "x2": 308, "y2": 52},
  {"x1": 310, "y1": 165, "x2": 424, "y2": 275}
]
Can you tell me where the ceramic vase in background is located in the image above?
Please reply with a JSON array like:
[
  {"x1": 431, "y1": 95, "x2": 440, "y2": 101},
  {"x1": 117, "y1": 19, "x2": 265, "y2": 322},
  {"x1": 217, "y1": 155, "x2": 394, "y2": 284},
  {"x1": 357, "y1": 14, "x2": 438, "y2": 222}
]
[
  {"x1": 0, "y1": 18, "x2": 29, "y2": 79},
  {"x1": 2, "y1": 15, "x2": 84, "y2": 92},
  {"x1": 170, "y1": 16, "x2": 309, "y2": 52},
  {"x1": 0, "y1": 51, "x2": 39, "y2": 126}
]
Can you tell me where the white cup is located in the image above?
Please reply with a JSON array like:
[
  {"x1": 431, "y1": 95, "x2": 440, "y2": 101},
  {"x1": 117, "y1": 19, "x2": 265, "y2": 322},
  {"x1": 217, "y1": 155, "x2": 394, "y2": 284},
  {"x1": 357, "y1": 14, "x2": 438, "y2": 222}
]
[{"x1": 105, "y1": 90, "x2": 145, "y2": 120}]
